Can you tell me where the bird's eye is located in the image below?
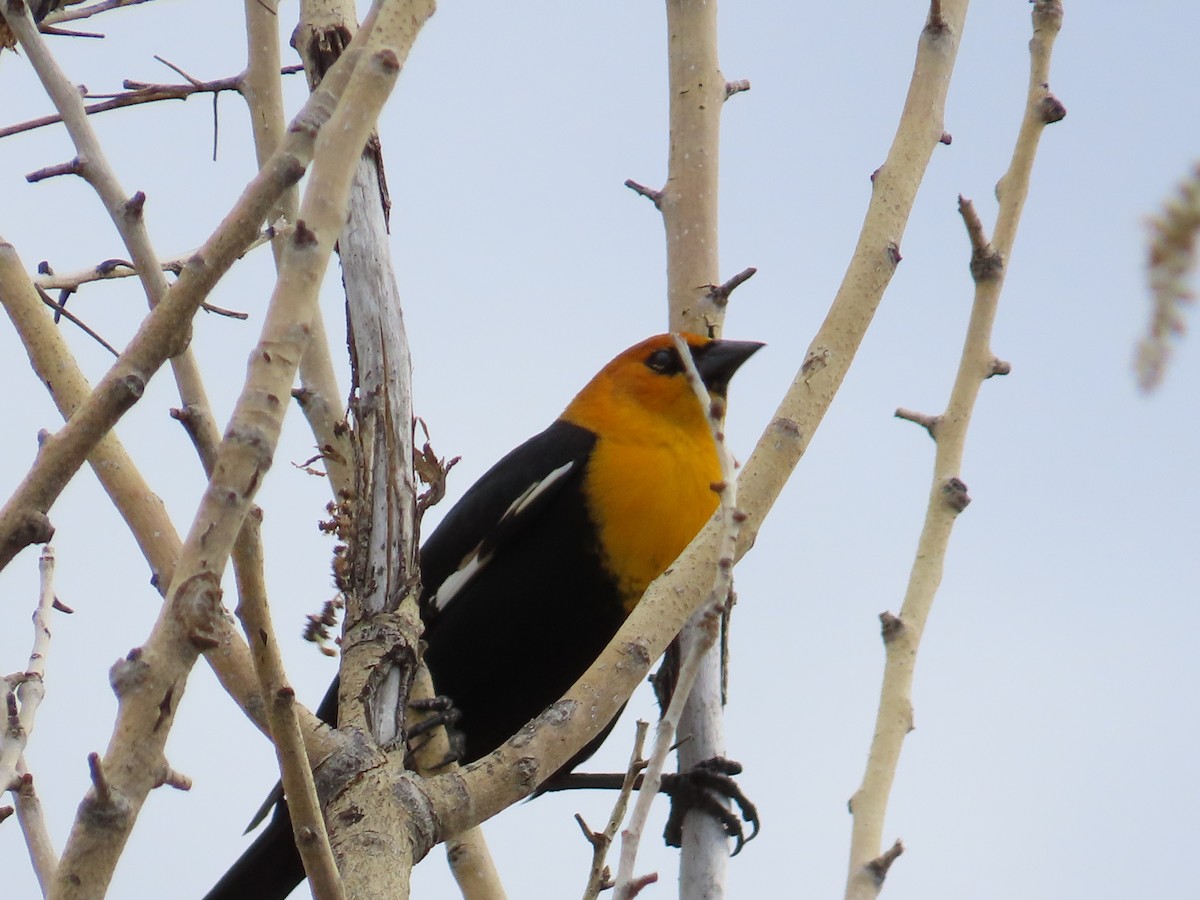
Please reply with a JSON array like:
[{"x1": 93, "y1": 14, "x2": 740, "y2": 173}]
[{"x1": 645, "y1": 348, "x2": 680, "y2": 374}]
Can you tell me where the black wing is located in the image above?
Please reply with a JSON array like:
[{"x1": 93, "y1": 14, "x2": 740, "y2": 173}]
[
  {"x1": 205, "y1": 422, "x2": 605, "y2": 900},
  {"x1": 418, "y1": 419, "x2": 597, "y2": 618}
]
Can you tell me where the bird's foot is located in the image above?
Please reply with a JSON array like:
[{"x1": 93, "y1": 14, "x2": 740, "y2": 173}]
[{"x1": 660, "y1": 757, "x2": 759, "y2": 856}]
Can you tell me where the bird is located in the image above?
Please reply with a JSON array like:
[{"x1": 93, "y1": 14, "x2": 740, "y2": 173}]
[{"x1": 203, "y1": 332, "x2": 761, "y2": 900}]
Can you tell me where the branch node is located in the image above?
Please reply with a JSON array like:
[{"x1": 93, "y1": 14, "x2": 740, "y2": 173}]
[
  {"x1": 926, "y1": 0, "x2": 947, "y2": 33},
  {"x1": 108, "y1": 649, "x2": 149, "y2": 698},
  {"x1": 87, "y1": 752, "x2": 111, "y2": 804},
  {"x1": 293, "y1": 219, "x2": 318, "y2": 247},
  {"x1": 575, "y1": 813, "x2": 603, "y2": 848},
  {"x1": 154, "y1": 762, "x2": 193, "y2": 791},
  {"x1": 724, "y1": 78, "x2": 751, "y2": 100},
  {"x1": 894, "y1": 407, "x2": 940, "y2": 440},
  {"x1": 958, "y1": 196, "x2": 1003, "y2": 282},
  {"x1": 124, "y1": 190, "x2": 146, "y2": 219},
  {"x1": 26, "y1": 158, "x2": 82, "y2": 183},
  {"x1": 988, "y1": 358, "x2": 1012, "y2": 378},
  {"x1": 879, "y1": 611, "x2": 905, "y2": 644},
  {"x1": 704, "y1": 266, "x2": 756, "y2": 307},
  {"x1": 623, "y1": 178, "x2": 662, "y2": 209},
  {"x1": 939, "y1": 131, "x2": 953, "y2": 145},
  {"x1": 1038, "y1": 92, "x2": 1067, "y2": 124},
  {"x1": 866, "y1": 839, "x2": 905, "y2": 886},
  {"x1": 941, "y1": 476, "x2": 971, "y2": 513}
]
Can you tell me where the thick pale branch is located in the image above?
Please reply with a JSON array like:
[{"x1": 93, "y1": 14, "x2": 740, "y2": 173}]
[
  {"x1": 662, "y1": 0, "x2": 725, "y2": 333},
  {"x1": 248, "y1": 0, "x2": 355, "y2": 501},
  {"x1": 233, "y1": 6, "x2": 345, "y2": 895},
  {"x1": 656, "y1": 2, "x2": 740, "y2": 888},
  {"x1": 291, "y1": 4, "x2": 438, "y2": 897},
  {"x1": 5, "y1": 2, "x2": 305, "y2": 695}
]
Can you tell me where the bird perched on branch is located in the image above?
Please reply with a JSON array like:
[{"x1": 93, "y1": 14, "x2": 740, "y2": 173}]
[{"x1": 203, "y1": 333, "x2": 761, "y2": 900}]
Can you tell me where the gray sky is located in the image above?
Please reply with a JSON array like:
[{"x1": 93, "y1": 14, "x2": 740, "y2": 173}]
[{"x1": 1, "y1": 2, "x2": 1197, "y2": 898}]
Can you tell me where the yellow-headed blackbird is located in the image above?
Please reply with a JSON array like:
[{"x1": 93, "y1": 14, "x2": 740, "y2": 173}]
[{"x1": 203, "y1": 333, "x2": 761, "y2": 899}]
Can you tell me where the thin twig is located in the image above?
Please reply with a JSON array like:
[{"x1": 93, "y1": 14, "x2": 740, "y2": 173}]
[
  {"x1": 893, "y1": 407, "x2": 940, "y2": 440},
  {"x1": 706, "y1": 266, "x2": 757, "y2": 308},
  {"x1": 614, "y1": 335, "x2": 743, "y2": 899},
  {"x1": 40, "y1": 0, "x2": 158, "y2": 27},
  {"x1": 0, "y1": 20, "x2": 370, "y2": 574},
  {"x1": 0, "y1": 66, "x2": 304, "y2": 139},
  {"x1": 623, "y1": 179, "x2": 662, "y2": 208},
  {"x1": 34, "y1": 285, "x2": 119, "y2": 355},
  {"x1": 580, "y1": 720, "x2": 649, "y2": 899},
  {"x1": 33, "y1": 226, "x2": 277, "y2": 294}
]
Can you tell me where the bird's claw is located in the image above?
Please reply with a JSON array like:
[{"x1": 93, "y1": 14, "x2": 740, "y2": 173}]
[
  {"x1": 660, "y1": 757, "x2": 759, "y2": 856},
  {"x1": 406, "y1": 694, "x2": 462, "y2": 739}
]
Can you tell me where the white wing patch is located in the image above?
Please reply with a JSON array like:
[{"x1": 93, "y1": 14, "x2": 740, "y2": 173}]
[
  {"x1": 433, "y1": 549, "x2": 492, "y2": 611},
  {"x1": 432, "y1": 460, "x2": 576, "y2": 612},
  {"x1": 500, "y1": 460, "x2": 576, "y2": 523}
]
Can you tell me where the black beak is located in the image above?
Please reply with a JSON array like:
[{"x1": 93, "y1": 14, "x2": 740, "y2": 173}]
[{"x1": 692, "y1": 339, "x2": 764, "y2": 397}]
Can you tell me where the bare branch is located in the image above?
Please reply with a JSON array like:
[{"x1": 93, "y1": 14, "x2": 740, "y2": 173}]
[
  {"x1": 41, "y1": 0, "x2": 158, "y2": 27},
  {"x1": 0, "y1": 65, "x2": 304, "y2": 140},
  {"x1": 13, "y1": 767, "x2": 58, "y2": 892},
  {"x1": 650, "y1": 1, "x2": 744, "y2": 887},
  {"x1": 0, "y1": 546, "x2": 62, "y2": 817},
  {"x1": 232, "y1": 510, "x2": 344, "y2": 900},
  {"x1": 0, "y1": 22, "x2": 371, "y2": 573},
  {"x1": 33, "y1": 226, "x2": 276, "y2": 294},
  {"x1": 243, "y1": 0, "x2": 353, "y2": 501},
  {"x1": 33, "y1": 285, "x2": 119, "y2": 356},
  {"x1": 614, "y1": 335, "x2": 744, "y2": 898},
  {"x1": 845, "y1": 6, "x2": 1064, "y2": 899},
  {"x1": 48, "y1": 22, "x2": 410, "y2": 895},
  {"x1": 581, "y1": 721, "x2": 648, "y2": 900}
]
